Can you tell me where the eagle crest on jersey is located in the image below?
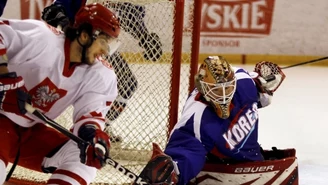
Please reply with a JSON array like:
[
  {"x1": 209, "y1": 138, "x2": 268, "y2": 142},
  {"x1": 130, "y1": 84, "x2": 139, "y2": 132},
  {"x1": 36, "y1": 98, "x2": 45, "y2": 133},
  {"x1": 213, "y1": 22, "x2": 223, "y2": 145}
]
[
  {"x1": 195, "y1": 56, "x2": 236, "y2": 119},
  {"x1": 29, "y1": 77, "x2": 67, "y2": 112}
]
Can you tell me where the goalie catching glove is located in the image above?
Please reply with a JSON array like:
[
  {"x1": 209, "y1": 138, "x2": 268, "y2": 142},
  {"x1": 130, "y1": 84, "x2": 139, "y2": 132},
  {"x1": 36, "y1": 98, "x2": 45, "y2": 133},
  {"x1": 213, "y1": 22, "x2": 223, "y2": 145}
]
[
  {"x1": 0, "y1": 72, "x2": 30, "y2": 115},
  {"x1": 78, "y1": 123, "x2": 111, "y2": 169},
  {"x1": 250, "y1": 61, "x2": 286, "y2": 95},
  {"x1": 134, "y1": 143, "x2": 178, "y2": 185}
]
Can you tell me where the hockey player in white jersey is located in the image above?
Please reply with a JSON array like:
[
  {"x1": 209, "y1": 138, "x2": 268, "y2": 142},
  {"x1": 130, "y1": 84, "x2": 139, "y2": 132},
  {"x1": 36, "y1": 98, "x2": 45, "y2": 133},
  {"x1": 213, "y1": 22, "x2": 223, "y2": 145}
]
[
  {"x1": 41, "y1": 0, "x2": 163, "y2": 142},
  {"x1": 0, "y1": 3, "x2": 120, "y2": 184}
]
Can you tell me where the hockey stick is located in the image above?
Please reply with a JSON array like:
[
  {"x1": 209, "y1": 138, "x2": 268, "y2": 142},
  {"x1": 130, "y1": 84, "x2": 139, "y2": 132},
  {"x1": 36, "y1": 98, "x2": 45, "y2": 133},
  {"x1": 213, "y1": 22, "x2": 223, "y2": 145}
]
[
  {"x1": 281, "y1": 56, "x2": 328, "y2": 69},
  {"x1": 263, "y1": 56, "x2": 328, "y2": 82},
  {"x1": 24, "y1": 103, "x2": 150, "y2": 185}
]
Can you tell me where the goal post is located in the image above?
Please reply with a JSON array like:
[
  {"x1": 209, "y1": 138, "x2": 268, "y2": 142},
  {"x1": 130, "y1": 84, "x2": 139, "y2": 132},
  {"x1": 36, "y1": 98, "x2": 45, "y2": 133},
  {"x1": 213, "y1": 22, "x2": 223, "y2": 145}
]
[{"x1": 4, "y1": 0, "x2": 202, "y2": 184}]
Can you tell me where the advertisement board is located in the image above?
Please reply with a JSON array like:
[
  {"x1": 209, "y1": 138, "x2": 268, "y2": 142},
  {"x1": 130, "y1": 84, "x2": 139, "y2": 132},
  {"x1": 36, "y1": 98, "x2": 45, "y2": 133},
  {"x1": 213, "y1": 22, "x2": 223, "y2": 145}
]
[{"x1": 3, "y1": 0, "x2": 328, "y2": 65}]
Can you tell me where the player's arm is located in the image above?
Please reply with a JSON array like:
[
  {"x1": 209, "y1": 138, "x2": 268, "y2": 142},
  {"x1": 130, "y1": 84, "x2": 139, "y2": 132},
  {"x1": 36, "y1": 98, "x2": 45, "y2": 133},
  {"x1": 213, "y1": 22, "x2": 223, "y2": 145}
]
[
  {"x1": 0, "y1": 20, "x2": 30, "y2": 115},
  {"x1": 71, "y1": 69, "x2": 118, "y2": 169},
  {"x1": 72, "y1": 94, "x2": 112, "y2": 169},
  {"x1": 164, "y1": 130, "x2": 208, "y2": 185}
]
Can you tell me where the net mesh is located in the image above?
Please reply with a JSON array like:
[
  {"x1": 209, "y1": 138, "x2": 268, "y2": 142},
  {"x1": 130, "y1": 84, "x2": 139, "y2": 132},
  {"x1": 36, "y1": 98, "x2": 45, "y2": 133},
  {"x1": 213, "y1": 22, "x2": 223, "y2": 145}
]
[{"x1": 6, "y1": 0, "x2": 196, "y2": 184}]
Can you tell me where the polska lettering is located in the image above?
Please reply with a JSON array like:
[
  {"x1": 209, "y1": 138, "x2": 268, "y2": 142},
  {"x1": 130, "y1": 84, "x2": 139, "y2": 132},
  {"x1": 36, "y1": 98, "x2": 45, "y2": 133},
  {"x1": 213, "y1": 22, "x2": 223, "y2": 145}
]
[
  {"x1": 223, "y1": 103, "x2": 258, "y2": 149},
  {"x1": 106, "y1": 158, "x2": 149, "y2": 185},
  {"x1": 235, "y1": 165, "x2": 274, "y2": 173},
  {"x1": 0, "y1": 81, "x2": 24, "y2": 91}
]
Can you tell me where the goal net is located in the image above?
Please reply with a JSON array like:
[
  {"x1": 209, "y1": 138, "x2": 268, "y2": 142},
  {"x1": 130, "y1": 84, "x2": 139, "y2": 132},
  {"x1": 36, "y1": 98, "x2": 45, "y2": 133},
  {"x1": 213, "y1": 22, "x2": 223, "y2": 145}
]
[{"x1": 5, "y1": 0, "x2": 199, "y2": 184}]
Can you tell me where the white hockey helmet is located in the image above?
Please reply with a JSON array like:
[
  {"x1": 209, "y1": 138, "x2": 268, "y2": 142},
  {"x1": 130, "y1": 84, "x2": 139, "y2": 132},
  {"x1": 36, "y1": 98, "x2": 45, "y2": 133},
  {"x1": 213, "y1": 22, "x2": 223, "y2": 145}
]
[{"x1": 195, "y1": 56, "x2": 236, "y2": 119}]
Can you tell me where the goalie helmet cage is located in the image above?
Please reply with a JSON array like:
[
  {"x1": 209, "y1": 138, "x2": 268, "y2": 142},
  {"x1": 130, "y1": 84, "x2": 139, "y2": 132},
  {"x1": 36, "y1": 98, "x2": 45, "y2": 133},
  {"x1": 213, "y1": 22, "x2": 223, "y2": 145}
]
[{"x1": 6, "y1": 0, "x2": 201, "y2": 184}]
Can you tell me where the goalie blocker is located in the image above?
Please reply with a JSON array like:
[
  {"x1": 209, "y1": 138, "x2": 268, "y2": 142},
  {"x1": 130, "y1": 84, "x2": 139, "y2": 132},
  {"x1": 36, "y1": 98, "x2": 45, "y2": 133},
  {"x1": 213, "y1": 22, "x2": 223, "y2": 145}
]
[{"x1": 189, "y1": 147, "x2": 298, "y2": 185}]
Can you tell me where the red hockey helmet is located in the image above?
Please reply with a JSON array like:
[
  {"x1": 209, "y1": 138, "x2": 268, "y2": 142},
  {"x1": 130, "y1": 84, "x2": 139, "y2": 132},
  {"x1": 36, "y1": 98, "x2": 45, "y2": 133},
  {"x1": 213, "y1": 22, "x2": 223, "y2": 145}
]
[{"x1": 74, "y1": 3, "x2": 120, "y2": 38}]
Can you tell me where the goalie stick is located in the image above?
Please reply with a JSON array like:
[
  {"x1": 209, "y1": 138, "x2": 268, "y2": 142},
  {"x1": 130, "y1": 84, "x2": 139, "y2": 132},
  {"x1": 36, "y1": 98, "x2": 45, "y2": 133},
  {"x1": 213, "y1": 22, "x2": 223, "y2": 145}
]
[{"x1": 24, "y1": 103, "x2": 150, "y2": 185}]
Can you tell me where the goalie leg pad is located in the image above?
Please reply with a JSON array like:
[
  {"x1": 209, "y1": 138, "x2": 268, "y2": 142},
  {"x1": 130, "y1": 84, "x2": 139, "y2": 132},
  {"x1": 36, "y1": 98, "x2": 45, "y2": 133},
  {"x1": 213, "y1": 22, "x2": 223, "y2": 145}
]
[{"x1": 190, "y1": 148, "x2": 298, "y2": 185}]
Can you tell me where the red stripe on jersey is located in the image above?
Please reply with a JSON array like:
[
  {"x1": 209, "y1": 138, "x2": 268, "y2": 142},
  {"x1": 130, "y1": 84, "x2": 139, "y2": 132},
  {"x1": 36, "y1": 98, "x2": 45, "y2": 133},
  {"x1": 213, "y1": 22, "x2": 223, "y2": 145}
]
[
  {"x1": 76, "y1": 111, "x2": 105, "y2": 123},
  {"x1": 225, "y1": 105, "x2": 247, "y2": 149},
  {"x1": 51, "y1": 169, "x2": 87, "y2": 185},
  {"x1": 0, "y1": 20, "x2": 9, "y2": 25},
  {"x1": 227, "y1": 105, "x2": 247, "y2": 130},
  {"x1": 106, "y1": 101, "x2": 112, "y2": 106},
  {"x1": 0, "y1": 48, "x2": 6, "y2": 55},
  {"x1": 62, "y1": 38, "x2": 79, "y2": 77},
  {"x1": 210, "y1": 146, "x2": 229, "y2": 159},
  {"x1": 18, "y1": 113, "x2": 34, "y2": 121},
  {"x1": 90, "y1": 111, "x2": 102, "y2": 117}
]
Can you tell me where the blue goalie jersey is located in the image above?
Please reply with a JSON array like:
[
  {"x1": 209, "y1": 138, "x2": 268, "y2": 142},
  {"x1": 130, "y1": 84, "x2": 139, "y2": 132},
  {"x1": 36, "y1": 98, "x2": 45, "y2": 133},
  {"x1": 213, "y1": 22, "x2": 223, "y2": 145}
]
[{"x1": 164, "y1": 67, "x2": 264, "y2": 185}]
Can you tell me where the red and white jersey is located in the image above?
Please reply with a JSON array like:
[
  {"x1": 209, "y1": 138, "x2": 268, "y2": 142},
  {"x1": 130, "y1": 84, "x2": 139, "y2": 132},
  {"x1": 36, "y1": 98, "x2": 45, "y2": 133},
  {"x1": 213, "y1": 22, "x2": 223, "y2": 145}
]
[{"x1": 0, "y1": 19, "x2": 118, "y2": 133}]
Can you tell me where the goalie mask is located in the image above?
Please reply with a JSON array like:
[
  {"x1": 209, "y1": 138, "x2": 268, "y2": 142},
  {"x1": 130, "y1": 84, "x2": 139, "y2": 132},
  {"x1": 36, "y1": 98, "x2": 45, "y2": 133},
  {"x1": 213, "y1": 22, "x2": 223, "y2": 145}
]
[{"x1": 195, "y1": 56, "x2": 236, "y2": 119}]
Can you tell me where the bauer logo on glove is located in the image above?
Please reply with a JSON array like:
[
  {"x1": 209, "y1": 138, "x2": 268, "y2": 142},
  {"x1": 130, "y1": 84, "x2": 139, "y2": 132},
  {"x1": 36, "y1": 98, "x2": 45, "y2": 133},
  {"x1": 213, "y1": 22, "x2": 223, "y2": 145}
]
[
  {"x1": 0, "y1": 72, "x2": 30, "y2": 115},
  {"x1": 0, "y1": 79, "x2": 24, "y2": 91}
]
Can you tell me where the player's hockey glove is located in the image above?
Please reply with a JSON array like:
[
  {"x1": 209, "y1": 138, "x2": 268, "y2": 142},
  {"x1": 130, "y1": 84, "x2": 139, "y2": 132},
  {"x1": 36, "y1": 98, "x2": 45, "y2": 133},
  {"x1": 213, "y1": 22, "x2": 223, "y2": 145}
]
[
  {"x1": 78, "y1": 123, "x2": 110, "y2": 169},
  {"x1": 134, "y1": 143, "x2": 179, "y2": 185},
  {"x1": 0, "y1": 72, "x2": 30, "y2": 115},
  {"x1": 41, "y1": 3, "x2": 70, "y2": 30},
  {"x1": 139, "y1": 32, "x2": 163, "y2": 62}
]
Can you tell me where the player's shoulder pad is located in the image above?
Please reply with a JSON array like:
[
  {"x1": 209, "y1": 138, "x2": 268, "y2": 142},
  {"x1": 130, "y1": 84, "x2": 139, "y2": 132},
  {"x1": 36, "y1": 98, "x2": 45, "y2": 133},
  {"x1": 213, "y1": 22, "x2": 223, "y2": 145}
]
[
  {"x1": 191, "y1": 148, "x2": 298, "y2": 185},
  {"x1": 88, "y1": 57, "x2": 117, "y2": 83},
  {"x1": 233, "y1": 67, "x2": 252, "y2": 80}
]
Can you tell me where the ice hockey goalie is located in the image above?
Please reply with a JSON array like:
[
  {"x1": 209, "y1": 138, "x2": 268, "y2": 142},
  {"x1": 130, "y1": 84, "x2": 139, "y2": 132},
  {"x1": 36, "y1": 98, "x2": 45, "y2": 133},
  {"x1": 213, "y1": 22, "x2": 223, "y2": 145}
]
[{"x1": 139, "y1": 57, "x2": 298, "y2": 185}]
